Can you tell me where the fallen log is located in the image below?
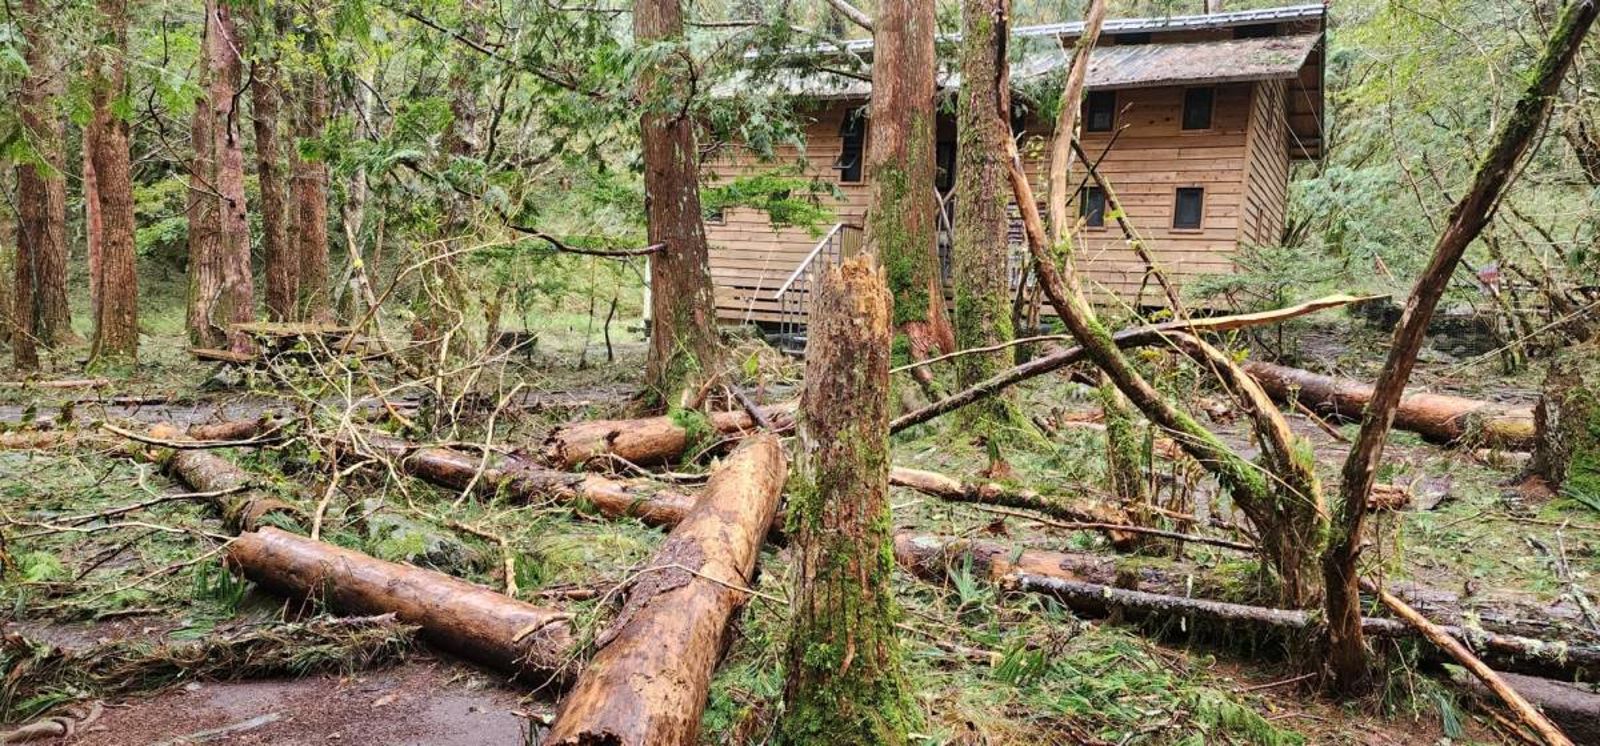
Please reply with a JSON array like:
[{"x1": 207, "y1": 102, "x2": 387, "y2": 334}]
[
  {"x1": 1369, "y1": 582, "x2": 1574, "y2": 746},
  {"x1": 227, "y1": 527, "x2": 577, "y2": 685},
  {"x1": 143, "y1": 423, "x2": 302, "y2": 532},
  {"x1": 1242, "y1": 360, "x2": 1537, "y2": 450},
  {"x1": 889, "y1": 467, "x2": 1142, "y2": 549},
  {"x1": 0, "y1": 378, "x2": 111, "y2": 389},
  {"x1": 542, "y1": 401, "x2": 796, "y2": 470},
  {"x1": 543, "y1": 435, "x2": 787, "y2": 744},
  {"x1": 894, "y1": 534, "x2": 1600, "y2": 682}
]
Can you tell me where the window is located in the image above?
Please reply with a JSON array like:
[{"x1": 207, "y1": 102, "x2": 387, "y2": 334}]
[
  {"x1": 1113, "y1": 32, "x2": 1151, "y2": 45},
  {"x1": 1009, "y1": 103, "x2": 1029, "y2": 137},
  {"x1": 936, "y1": 141, "x2": 957, "y2": 193},
  {"x1": 705, "y1": 206, "x2": 726, "y2": 225},
  {"x1": 1173, "y1": 188, "x2": 1205, "y2": 229},
  {"x1": 1182, "y1": 88, "x2": 1215, "y2": 131},
  {"x1": 836, "y1": 108, "x2": 866, "y2": 182},
  {"x1": 1085, "y1": 91, "x2": 1116, "y2": 133},
  {"x1": 1080, "y1": 186, "x2": 1106, "y2": 228},
  {"x1": 1234, "y1": 23, "x2": 1277, "y2": 39}
]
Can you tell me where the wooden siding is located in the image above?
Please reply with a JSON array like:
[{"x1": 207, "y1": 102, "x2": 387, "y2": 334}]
[
  {"x1": 704, "y1": 79, "x2": 1293, "y2": 324},
  {"x1": 1241, "y1": 79, "x2": 1290, "y2": 247}
]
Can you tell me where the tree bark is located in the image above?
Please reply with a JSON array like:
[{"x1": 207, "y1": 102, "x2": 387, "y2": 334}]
[
  {"x1": 252, "y1": 11, "x2": 296, "y2": 323},
  {"x1": 16, "y1": 0, "x2": 72, "y2": 352},
  {"x1": 205, "y1": 0, "x2": 256, "y2": 353},
  {"x1": 779, "y1": 256, "x2": 914, "y2": 745},
  {"x1": 867, "y1": 0, "x2": 955, "y2": 375},
  {"x1": 227, "y1": 527, "x2": 576, "y2": 685},
  {"x1": 186, "y1": 89, "x2": 226, "y2": 349},
  {"x1": 542, "y1": 401, "x2": 795, "y2": 469},
  {"x1": 1530, "y1": 341, "x2": 1600, "y2": 501},
  {"x1": 87, "y1": 0, "x2": 139, "y2": 367},
  {"x1": 1244, "y1": 360, "x2": 1537, "y2": 450},
  {"x1": 143, "y1": 423, "x2": 303, "y2": 532},
  {"x1": 1322, "y1": 0, "x2": 1596, "y2": 694},
  {"x1": 543, "y1": 435, "x2": 786, "y2": 745},
  {"x1": 294, "y1": 73, "x2": 332, "y2": 322},
  {"x1": 84, "y1": 125, "x2": 104, "y2": 326},
  {"x1": 887, "y1": 466, "x2": 1140, "y2": 549},
  {"x1": 636, "y1": 0, "x2": 722, "y2": 408},
  {"x1": 1045, "y1": 0, "x2": 1105, "y2": 250},
  {"x1": 953, "y1": 0, "x2": 1024, "y2": 438}
]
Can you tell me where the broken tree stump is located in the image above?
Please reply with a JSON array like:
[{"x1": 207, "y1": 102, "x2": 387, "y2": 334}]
[
  {"x1": 1243, "y1": 360, "x2": 1536, "y2": 450},
  {"x1": 227, "y1": 527, "x2": 576, "y2": 685},
  {"x1": 542, "y1": 435, "x2": 787, "y2": 745},
  {"x1": 542, "y1": 401, "x2": 795, "y2": 470}
]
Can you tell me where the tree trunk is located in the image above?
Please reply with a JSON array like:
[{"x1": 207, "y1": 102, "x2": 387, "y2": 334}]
[
  {"x1": 186, "y1": 91, "x2": 225, "y2": 349},
  {"x1": 205, "y1": 0, "x2": 256, "y2": 353},
  {"x1": 227, "y1": 527, "x2": 576, "y2": 685},
  {"x1": 866, "y1": 0, "x2": 954, "y2": 372},
  {"x1": 636, "y1": 0, "x2": 722, "y2": 408},
  {"x1": 15, "y1": 0, "x2": 72, "y2": 353},
  {"x1": 542, "y1": 401, "x2": 795, "y2": 469},
  {"x1": 953, "y1": 0, "x2": 1023, "y2": 440},
  {"x1": 294, "y1": 74, "x2": 332, "y2": 322},
  {"x1": 142, "y1": 424, "x2": 303, "y2": 532},
  {"x1": 87, "y1": 0, "x2": 139, "y2": 367},
  {"x1": 252, "y1": 15, "x2": 295, "y2": 323},
  {"x1": 543, "y1": 435, "x2": 786, "y2": 745},
  {"x1": 1321, "y1": 0, "x2": 1596, "y2": 694},
  {"x1": 1530, "y1": 341, "x2": 1600, "y2": 501},
  {"x1": 84, "y1": 126, "x2": 104, "y2": 326},
  {"x1": 0, "y1": 197, "x2": 13, "y2": 348},
  {"x1": 1244, "y1": 360, "x2": 1536, "y2": 450},
  {"x1": 779, "y1": 256, "x2": 914, "y2": 745}
]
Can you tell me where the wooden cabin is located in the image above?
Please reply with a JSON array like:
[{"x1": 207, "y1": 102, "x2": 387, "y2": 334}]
[{"x1": 699, "y1": 4, "x2": 1327, "y2": 331}]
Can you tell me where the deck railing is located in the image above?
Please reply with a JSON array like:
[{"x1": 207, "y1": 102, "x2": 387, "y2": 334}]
[{"x1": 770, "y1": 223, "x2": 863, "y2": 345}]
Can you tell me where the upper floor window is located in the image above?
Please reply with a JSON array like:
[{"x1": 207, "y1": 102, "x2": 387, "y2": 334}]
[
  {"x1": 1182, "y1": 87, "x2": 1215, "y2": 131},
  {"x1": 1173, "y1": 187, "x2": 1205, "y2": 230},
  {"x1": 1234, "y1": 23, "x2": 1277, "y2": 39},
  {"x1": 1085, "y1": 91, "x2": 1116, "y2": 133},
  {"x1": 1080, "y1": 186, "x2": 1107, "y2": 228},
  {"x1": 1113, "y1": 32, "x2": 1151, "y2": 45},
  {"x1": 836, "y1": 108, "x2": 866, "y2": 183}
]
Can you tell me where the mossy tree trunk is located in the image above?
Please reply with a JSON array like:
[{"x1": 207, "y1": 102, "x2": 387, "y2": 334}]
[
  {"x1": 1532, "y1": 341, "x2": 1600, "y2": 507},
  {"x1": 14, "y1": 0, "x2": 72, "y2": 368},
  {"x1": 1099, "y1": 377, "x2": 1151, "y2": 515},
  {"x1": 186, "y1": 89, "x2": 225, "y2": 349},
  {"x1": 1321, "y1": 0, "x2": 1596, "y2": 695},
  {"x1": 780, "y1": 256, "x2": 914, "y2": 745},
  {"x1": 205, "y1": 0, "x2": 255, "y2": 353},
  {"x1": 953, "y1": 0, "x2": 1027, "y2": 454},
  {"x1": 87, "y1": 0, "x2": 139, "y2": 367},
  {"x1": 636, "y1": 0, "x2": 722, "y2": 409},
  {"x1": 251, "y1": 7, "x2": 296, "y2": 324},
  {"x1": 866, "y1": 0, "x2": 954, "y2": 383},
  {"x1": 294, "y1": 72, "x2": 332, "y2": 323}
]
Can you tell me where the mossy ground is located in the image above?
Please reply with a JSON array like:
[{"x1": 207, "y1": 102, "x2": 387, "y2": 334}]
[{"x1": 1, "y1": 273, "x2": 1592, "y2": 742}]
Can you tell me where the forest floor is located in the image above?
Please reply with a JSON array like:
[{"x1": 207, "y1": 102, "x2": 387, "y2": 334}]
[{"x1": 1, "y1": 281, "x2": 1596, "y2": 744}]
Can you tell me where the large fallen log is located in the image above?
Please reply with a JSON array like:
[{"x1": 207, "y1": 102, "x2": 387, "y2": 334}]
[
  {"x1": 543, "y1": 435, "x2": 787, "y2": 744},
  {"x1": 889, "y1": 467, "x2": 1143, "y2": 549},
  {"x1": 227, "y1": 527, "x2": 577, "y2": 685},
  {"x1": 894, "y1": 534, "x2": 1600, "y2": 682},
  {"x1": 142, "y1": 423, "x2": 302, "y2": 531},
  {"x1": 542, "y1": 401, "x2": 796, "y2": 470},
  {"x1": 1242, "y1": 360, "x2": 1537, "y2": 450}
]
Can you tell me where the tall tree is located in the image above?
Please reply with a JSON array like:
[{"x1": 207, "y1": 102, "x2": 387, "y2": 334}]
[
  {"x1": 779, "y1": 256, "x2": 913, "y2": 746},
  {"x1": 253, "y1": 7, "x2": 295, "y2": 323},
  {"x1": 953, "y1": 0, "x2": 1023, "y2": 447},
  {"x1": 1320, "y1": 0, "x2": 1598, "y2": 694},
  {"x1": 635, "y1": 0, "x2": 722, "y2": 407},
  {"x1": 185, "y1": 87, "x2": 224, "y2": 348},
  {"x1": 13, "y1": 0, "x2": 72, "y2": 368},
  {"x1": 84, "y1": 126, "x2": 103, "y2": 325},
  {"x1": 866, "y1": 0, "x2": 953, "y2": 383},
  {"x1": 294, "y1": 72, "x2": 332, "y2": 322},
  {"x1": 206, "y1": 0, "x2": 256, "y2": 351},
  {"x1": 86, "y1": 0, "x2": 138, "y2": 366}
]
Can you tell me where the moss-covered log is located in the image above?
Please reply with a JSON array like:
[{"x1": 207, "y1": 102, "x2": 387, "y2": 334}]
[
  {"x1": 888, "y1": 466, "x2": 1140, "y2": 549},
  {"x1": 227, "y1": 527, "x2": 576, "y2": 685},
  {"x1": 1244, "y1": 360, "x2": 1536, "y2": 450},
  {"x1": 144, "y1": 422, "x2": 302, "y2": 532},
  {"x1": 543, "y1": 435, "x2": 787, "y2": 745},
  {"x1": 780, "y1": 256, "x2": 915, "y2": 745}
]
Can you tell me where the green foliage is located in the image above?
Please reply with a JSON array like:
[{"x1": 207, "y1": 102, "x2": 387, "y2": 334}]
[{"x1": 700, "y1": 170, "x2": 838, "y2": 233}]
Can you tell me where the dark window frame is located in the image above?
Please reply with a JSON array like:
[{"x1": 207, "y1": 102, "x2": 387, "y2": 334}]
[
  {"x1": 1113, "y1": 32, "x2": 1152, "y2": 44},
  {"x1": 836, "y1": 108, "x2": 867, "y2": 183},
  {"x1": 1085, "y1": 90, "x2": 1117, "y2": 133},
  {"x1": 1181, "y1": 87, "x2": 1215, "y2": 131},
  {"x1": 1080, "y1": 186, "x2": 1107, "y2": 229},
  {"x1": 1173, "y1": 187, "x2": 1205, "y2": 230}
]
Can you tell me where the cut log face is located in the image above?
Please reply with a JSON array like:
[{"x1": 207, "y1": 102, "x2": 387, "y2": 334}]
[
  {"x1": 227, "y1": 527, "x2": 576, "y2": 685},
  {"x1": 1244, "y1": 360, "x2": 1536, "y2": 450},
  {"x1": 542, "y1": 402, "x2": 794, "y2": 470},
  {"x1": 543, "y1": 434, "x2": 787, "y2": 745}
]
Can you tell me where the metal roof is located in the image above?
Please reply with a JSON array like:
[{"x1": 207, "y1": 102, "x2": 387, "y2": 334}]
[{"x1": 803, "y1": 4, "x2": 1326, "y2": 56}]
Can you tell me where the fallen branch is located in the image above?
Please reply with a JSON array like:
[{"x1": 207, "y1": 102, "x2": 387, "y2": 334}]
[
  {"x1": 227, "y1": 527, "x2": 577, "y2": 685},
  {"x1": 889, "y1": 466, "x2": 1143, "y2": 549},
  {"x1": 544, "y1": 435, "x2": 787, "y2": 743},
  {"x1": 0, "y1": 378, "x2": 111, "y2": 389},
  {"x1": 1368, "y1": 581, "x2": 1574, "y2": 746},
  {"x1": 1243, "y1": 360, "x2": 1537, "y2": 450}
]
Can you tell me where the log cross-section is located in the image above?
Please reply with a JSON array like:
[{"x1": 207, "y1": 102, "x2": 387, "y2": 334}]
[{"x1": 542, "y1": 434, "x2": 787, "y2": 745}]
